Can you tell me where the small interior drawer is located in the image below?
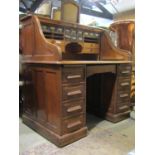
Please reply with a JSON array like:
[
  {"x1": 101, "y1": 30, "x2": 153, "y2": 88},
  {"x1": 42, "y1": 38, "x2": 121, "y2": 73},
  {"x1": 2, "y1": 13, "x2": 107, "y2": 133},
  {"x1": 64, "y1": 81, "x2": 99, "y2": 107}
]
[
  {"x1": 91, "y1": 43, "x2": 99, "y2": 49},
  {"x1": 62, "y1": 66, "x2": 85, "y2": 84},
  {"x1": 62, "y1": 99, "x2": 85, "y2": 117},
  {"x1": 84, "y1": 42, "x2": 93, "y2": 48},
  {"x1": 62, "y1": 84, "x2": 85, "y2": 101},
  {"x1": 62, "y1": 114, "x2": 85, "y2": 134}
]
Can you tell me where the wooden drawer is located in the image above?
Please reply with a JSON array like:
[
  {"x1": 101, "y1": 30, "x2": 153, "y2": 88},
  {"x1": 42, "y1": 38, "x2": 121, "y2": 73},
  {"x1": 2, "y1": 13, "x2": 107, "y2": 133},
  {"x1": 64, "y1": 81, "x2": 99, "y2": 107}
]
[
  {"x1": 117, "y1": 91, "x2": 130, "y2": 103},
  {"x1": 62, "y1": 84, "x2": 85, "y2": 101},
  {"x1": 116, "y1": 103, "x2": 130, "y2": 113},
  {"x1": 63, "y1": 99, "x2": 85, "y2": 117},
  {"x1": 82, "y1": 48, "x2": 92, "y2": 53},
  {"x1": 117, "y1": 64, "x2": 132, "y2": 76},
  {"x1": 117, "y1": 77, "x2": 131, "y2": 91},
  {"x1": 62, "y1": 66, "x2": 85, "y2": 84},
  {"x1": 62, "y1": 114, "x2": 85, "y2": 134},
  {"x1": 91, "y1": 48, "x2": 99, "y2": 54},
  {"x1": 91, "y1": 43, "x2": 99, "y2": 49},
  {"x1": 117, "y1": 64, "x2": 132, "y2": 70}
]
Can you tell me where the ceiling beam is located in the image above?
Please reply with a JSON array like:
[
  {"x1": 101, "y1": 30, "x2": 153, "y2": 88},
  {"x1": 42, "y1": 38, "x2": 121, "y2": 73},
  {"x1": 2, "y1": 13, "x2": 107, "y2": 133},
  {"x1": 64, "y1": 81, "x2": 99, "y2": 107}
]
[
  {"x1": 19, "y1": 7, "x2": 27, "y2": 13},
  {"x1": 30, "y1": 0, "x2": 44, "y2": 12},
  {"x1": 21, "y1": 0, "x2": 28, "y2": 10},
  {"x1": 81, "y1": 7, "x2": 113, "y2": 19},
  {"x1": 79, "y1": 0, "x2": 93, "y2": 8},
  {"x1": 94, "y1": 1, "x2": 113, "y2": 19},
  {"x1": 109, "y1": 1, "x2": 119, "y2": 13}
]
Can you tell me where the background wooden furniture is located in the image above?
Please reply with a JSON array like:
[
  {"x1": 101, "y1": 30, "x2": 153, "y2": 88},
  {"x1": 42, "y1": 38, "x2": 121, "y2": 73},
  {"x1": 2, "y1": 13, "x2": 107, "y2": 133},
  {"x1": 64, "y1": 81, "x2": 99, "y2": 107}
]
[
  {"x1": 52, "y1": 8, "x2": 61, "y2": 20},
  {"x1": 61, "y1": 0, "x2": 80, "y2": 23},
  {"x1": 110, "y1": 20, "x2": 135, "y2": 104},
  {"x1": 21, "y1": 15, "x2": 132, "y2": 147},
  {"x1": 35, "y1": 1, "x2": 52, "y2": 17},
  {"x1": 109, "y1": 20, "x2": 135, "y2": 54}
]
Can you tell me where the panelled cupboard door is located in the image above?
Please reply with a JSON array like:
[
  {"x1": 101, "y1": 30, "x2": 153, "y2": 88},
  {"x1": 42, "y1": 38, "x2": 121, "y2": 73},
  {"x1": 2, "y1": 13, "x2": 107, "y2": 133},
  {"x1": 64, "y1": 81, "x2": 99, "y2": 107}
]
[
  {"x1": 35, "y1": 69, "x2": 47, "y2": 124},
  {"x1": 26, "y1": 66, "x2": 62, "y2": 133},
  {"x1": 44, "y1": 69, "x2": 61, "y2": 133},
  {"x1": 23, "y1": 67, "x2": 36, "y2": 118}
]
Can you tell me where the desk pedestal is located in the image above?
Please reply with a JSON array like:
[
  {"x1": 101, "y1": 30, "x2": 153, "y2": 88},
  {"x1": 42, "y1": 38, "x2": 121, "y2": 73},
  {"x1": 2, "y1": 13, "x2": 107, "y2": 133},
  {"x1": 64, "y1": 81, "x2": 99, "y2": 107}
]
[{"x1": 23, "y1": 62, "x2": 131, "y2": 146}]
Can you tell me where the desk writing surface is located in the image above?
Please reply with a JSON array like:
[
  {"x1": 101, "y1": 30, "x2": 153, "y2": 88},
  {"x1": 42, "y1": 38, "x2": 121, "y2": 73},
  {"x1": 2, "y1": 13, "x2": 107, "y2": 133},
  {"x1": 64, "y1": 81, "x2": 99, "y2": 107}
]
[{"x1": 22, "y1": 60, "x2": 132, "y2": 65}]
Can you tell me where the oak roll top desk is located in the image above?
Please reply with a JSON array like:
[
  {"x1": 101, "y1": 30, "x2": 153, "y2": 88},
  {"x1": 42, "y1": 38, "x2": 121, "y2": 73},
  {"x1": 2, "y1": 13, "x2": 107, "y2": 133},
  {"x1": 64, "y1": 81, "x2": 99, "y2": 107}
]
[{"x1": 20, "y1": 15, "x2": 132, "y2": 147}]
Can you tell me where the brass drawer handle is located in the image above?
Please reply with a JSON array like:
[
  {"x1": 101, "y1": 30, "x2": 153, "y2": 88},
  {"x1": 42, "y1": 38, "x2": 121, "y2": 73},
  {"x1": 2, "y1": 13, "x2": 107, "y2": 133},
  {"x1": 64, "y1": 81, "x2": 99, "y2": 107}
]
[
  {"x1": 67, "y1": 90, "x2": 82, "y2": 96},
  {"x1": 120, "y1": 93, "x2": 129, "y2": 98},
  {"x1": 67, "y1": 75, "x2": 81, "y2": 79},
  {"x1": 67, "y1": 105, "x2": 82, "y2": 113},
  {"x1": 120, "y1": 82, "x2": 130, "y2": 86},
  {"x1": 121, "y1": 70, "x2": 130, "y2": 74},
  {"x1": 67, "y1": 121, "x2": 81, "y2": 129},
  {"x1": 119, "y1": 105, "x2": 128, "y2": 110}
]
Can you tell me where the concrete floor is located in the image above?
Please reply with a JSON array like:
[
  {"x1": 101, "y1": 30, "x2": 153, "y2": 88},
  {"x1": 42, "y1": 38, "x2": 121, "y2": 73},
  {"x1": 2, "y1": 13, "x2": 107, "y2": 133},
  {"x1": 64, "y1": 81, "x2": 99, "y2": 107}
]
[{"x1": 19, "y1": 114, "x2": 135, "y2": 155}]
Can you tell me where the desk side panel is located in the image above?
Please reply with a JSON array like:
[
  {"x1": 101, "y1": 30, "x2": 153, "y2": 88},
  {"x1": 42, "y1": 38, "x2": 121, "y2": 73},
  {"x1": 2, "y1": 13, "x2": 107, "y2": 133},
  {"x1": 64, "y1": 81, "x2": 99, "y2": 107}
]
[
  {"x1": 100, "y1": 31, "x2": 132, "y2": 61},
  {"x1": 23, "y1": 64, "x2": 62, "y2": 134}
]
